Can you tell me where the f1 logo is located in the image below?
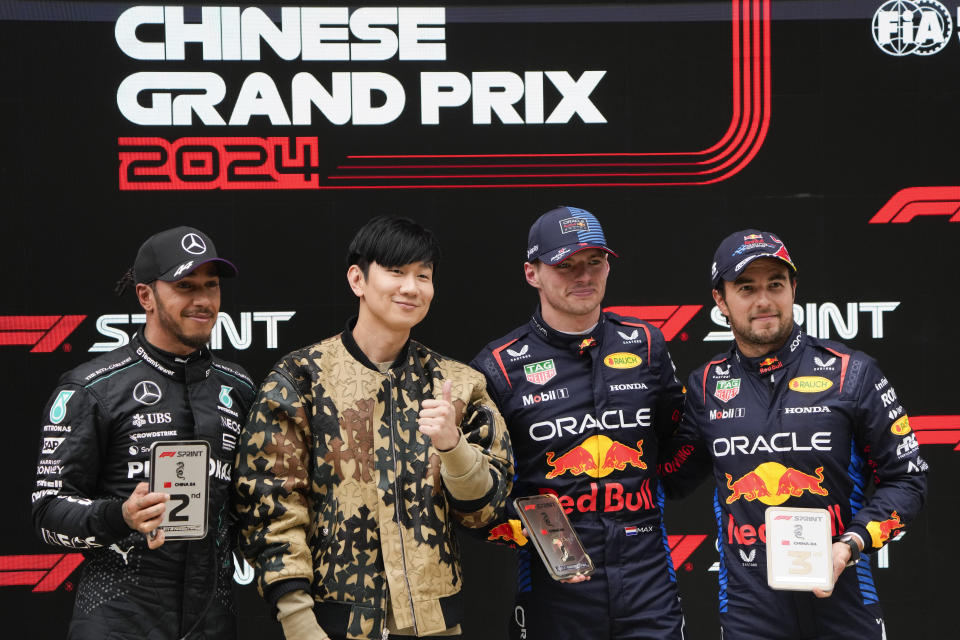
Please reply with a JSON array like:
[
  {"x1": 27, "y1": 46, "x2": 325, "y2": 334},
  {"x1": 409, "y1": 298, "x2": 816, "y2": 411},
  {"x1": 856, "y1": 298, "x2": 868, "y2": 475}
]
[{"x1": 0, "y1": 316, "x2": 86, "y2": 352}]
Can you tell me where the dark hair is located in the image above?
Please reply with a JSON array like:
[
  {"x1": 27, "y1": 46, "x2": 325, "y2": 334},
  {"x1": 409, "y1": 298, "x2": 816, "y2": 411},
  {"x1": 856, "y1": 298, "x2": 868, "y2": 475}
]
[
  {"x1": 346, "y1": 216, "x2": 441, "y2": 277},
  {"x1": 114, "y1": 267, "x2": 136, "y2": 296}
]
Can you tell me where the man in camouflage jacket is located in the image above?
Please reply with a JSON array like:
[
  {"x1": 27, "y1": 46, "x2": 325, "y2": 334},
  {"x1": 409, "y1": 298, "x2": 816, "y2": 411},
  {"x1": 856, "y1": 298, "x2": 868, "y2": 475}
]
[{"x1": 234, "y1": 216, "x2": 513, "y2": 640}]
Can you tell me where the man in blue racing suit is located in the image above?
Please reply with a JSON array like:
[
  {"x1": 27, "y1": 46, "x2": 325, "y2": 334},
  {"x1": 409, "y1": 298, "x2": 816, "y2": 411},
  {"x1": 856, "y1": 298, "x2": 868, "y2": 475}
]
[
  {"x1": 674, "y1": 229, "x2": 927, "y2": 639},
  {"x1": 471, "y1": 206, "x2": 690, "y2": 640}
]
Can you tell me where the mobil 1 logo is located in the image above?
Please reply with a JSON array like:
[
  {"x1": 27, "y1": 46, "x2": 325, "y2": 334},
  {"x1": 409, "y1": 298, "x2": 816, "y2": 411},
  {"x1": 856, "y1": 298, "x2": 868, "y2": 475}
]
[{"x1": 149, "y1": 441, "x2": 210, "y2": 540}]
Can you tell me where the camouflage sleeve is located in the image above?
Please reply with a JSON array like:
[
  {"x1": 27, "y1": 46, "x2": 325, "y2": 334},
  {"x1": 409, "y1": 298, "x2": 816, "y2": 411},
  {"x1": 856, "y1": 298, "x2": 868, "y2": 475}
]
[
  {"x1": 445, "y1": 380, "x2": 514, "y2": 530},
  {"x1": 233, "y1": 367, "x2": 315, "y2": 601}
]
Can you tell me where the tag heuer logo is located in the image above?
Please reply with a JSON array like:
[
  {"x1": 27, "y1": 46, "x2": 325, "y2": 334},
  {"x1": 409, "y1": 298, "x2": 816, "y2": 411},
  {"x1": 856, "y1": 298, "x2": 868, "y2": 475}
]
[
  {"x1": 714, "y1": 379, "x2": 741, "y2": 403},
  {"x1": 524, "y1": 359, "x2": 556, "y2": 385}
]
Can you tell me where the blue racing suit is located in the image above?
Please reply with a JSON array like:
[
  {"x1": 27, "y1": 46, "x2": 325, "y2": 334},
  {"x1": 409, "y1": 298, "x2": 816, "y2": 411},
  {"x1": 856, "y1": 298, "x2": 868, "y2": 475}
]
[
  {"x1": 471, "y1": 308, "x2": 689, "y2": 640},
  {"x1": 676, "y1": 324, "x2": 927, "y2": 639}
]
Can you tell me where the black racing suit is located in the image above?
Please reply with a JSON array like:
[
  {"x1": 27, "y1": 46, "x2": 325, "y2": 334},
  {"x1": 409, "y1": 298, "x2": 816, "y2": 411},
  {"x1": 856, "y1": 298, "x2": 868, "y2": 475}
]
[
  {"x1": 676, "y1": 324, "x2": 927, "y2": 639},
  {"x1": 31, "y1": 334, "x2": 255, "y2": 639},
  {"x1": 471, "y1": 309, "x2": 688, "y2": 640}
]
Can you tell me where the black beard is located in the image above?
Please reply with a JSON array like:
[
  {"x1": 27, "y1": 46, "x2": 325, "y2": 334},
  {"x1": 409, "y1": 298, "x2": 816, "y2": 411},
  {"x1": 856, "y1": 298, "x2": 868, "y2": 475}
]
[{"x1": 156, "y1": 296, "x2": 211, "y2": 351}]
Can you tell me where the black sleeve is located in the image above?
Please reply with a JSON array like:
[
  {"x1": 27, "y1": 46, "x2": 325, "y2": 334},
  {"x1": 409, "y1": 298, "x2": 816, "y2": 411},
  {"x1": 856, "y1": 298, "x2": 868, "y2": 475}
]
[
  {"x1": 658, "y1": 368, "x2": 713, "y2": 500},
  {"x1": 31, "y1": 384, "x2": 130, "y2": 549}
]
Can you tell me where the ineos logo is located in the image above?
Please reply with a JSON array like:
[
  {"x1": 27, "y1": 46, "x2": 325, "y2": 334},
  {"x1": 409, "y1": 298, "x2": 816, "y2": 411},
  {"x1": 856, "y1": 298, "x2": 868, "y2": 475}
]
[
  {"x1": 181, "y1": 233, "x2": 207, "y2": 255},
  {"x1": 132, "y1": 381, "x2": 162, "y2": 406}
]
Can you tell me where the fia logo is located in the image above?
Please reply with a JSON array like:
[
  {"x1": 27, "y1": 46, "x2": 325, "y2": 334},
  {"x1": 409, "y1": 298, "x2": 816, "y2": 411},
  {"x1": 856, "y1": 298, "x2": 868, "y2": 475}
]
[{"x1": 872, "y1": 0, "x2": 952, "y2": 56}]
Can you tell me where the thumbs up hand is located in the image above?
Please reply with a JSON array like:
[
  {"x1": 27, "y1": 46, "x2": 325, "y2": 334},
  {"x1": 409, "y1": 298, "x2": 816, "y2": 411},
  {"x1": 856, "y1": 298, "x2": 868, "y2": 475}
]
[{"x1": 418, "y1": 379, "x2": 461, "y2": 451}]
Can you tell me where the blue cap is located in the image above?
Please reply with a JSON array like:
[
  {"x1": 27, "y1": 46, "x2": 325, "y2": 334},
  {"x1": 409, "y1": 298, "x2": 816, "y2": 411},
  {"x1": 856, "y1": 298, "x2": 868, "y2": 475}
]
[
  {"x1": 525, "y1": 206, "x2": 618, "y2": 265},
  {"x1": 711, "y1": 229, "x2": 796, "y2": 287}
]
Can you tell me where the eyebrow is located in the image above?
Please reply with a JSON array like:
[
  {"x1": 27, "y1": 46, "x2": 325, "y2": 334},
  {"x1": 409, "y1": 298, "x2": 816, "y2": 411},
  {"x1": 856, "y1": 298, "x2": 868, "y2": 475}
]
[{"x1": 732, "y1": 271, "x2": 787, "y2": 286}]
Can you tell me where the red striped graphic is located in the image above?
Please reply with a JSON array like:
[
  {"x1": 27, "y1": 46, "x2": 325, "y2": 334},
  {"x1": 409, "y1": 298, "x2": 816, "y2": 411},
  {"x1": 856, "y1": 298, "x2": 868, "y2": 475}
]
[
  {"x1": 912, "y1": 415, "x2": 960, "y2": 451},
  {"x1": 0, "y1": 316, "x2": 86, "y2": 352},
  {"x1": 0, "y1": 554, "x2": 84, "y2": 592},
  {"x1": 604, "y1": 305, "x2": 703, "y2": 341},
  {"x1": 667, "y1": 534, "x2": 709, "y2": 567},
  {"x1": 869, "y1": 187, "x2": 960, "y2": 223}
]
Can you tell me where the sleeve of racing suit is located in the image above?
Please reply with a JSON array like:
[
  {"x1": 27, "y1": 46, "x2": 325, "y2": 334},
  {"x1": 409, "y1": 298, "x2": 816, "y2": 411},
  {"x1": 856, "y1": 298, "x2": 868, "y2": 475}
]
[
  {"x1": 443, "y1": 378, "x2": 514, "y2": 530},
  {"x1": 233, "y1": 367, "x2": 314, "y2": 606},
  {"x1": 658, "y1": 368, "x2": 713, "y2": 500},
  {"x1": 32, "y1": 383, "x2": 131, "y2": 548},
  {"x1": 844, "y1": 357, "x2": 927, "y2": 551}
]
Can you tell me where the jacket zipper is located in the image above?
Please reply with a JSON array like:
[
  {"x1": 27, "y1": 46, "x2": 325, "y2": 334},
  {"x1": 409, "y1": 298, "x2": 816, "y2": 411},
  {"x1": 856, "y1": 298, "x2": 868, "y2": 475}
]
[{"x1": 386, "y1": 372, "x2": 418, "y2": 635}]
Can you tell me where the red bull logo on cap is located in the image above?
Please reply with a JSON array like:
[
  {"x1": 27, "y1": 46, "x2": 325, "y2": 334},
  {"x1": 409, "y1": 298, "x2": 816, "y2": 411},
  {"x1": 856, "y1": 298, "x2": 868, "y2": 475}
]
[
  {"x1": 743, "y1": 234, "x2": 764, "y2": 243},
  {"x1": 866, "y1": 511, "x2": 904, "y2": 548},
  {"x1": 725, "y1": 462, "x2": 828, "y2": 505},
  {"x1": 524, "y1": 359, "x2": 556, "y2": 385},
  {"x1": 545, "y1": 434, "x2": 645, "y2": 479},
  {"x1": 714, "y1": 379, "x2": 741, "y2": 403}
]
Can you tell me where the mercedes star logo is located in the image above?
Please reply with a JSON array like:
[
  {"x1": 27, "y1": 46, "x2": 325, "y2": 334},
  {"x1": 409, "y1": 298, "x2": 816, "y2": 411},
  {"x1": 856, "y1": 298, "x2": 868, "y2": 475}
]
[
  {"x1": 132, "y1": 380, "x2": 162, "y2": 406},
  {"x1": 181, "y1": 233, "x2": 207, "y2": 255}
]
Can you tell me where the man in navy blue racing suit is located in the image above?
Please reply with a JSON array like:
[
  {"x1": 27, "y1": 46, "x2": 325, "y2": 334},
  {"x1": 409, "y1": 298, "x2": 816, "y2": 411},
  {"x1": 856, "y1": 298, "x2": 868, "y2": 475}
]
[
  {"x1": 31, "y1": 227, "x2": 256, "y2": 639},
  {"x1": 471, "y1": 206, "x2": 690, "y2": 640},
  {"x1": 673, "y1": 229, "x2": 927, "y2": 639}
]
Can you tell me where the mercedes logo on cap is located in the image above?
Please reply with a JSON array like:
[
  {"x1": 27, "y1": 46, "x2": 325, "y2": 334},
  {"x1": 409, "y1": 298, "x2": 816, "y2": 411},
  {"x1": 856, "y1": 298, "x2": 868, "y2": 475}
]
[
  {"x1": 132, "y1": 381, "x2": 162, "y2": 406},
  {"x1": 181, "y1": 233, "x2": 207, "y2": 255}
]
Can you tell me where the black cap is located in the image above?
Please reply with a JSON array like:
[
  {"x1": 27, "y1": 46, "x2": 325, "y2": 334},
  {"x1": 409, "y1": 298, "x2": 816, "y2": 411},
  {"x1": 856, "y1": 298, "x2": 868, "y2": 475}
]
[
  {"x1": 526, "y1": 206, "x2": 618, "y2": 266},
  {"x1": 134, "y1": 226, "x2": 238, "y2": 284},
  {"x1": 711, "y1": 229, "x2": 796, "y2": 288}
]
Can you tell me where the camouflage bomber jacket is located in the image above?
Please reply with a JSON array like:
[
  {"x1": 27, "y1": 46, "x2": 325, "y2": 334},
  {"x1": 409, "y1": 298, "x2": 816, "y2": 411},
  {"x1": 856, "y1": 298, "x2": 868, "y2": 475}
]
[{"x1": 234, "y1": 322, "x2": 513, "y2": 640}]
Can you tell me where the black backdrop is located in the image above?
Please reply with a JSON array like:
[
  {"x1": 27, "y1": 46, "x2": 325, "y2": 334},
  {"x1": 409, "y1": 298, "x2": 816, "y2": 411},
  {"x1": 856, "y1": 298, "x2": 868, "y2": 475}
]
[{"x1": 2, "y1": 1, "x2": 957, "y2": 637}]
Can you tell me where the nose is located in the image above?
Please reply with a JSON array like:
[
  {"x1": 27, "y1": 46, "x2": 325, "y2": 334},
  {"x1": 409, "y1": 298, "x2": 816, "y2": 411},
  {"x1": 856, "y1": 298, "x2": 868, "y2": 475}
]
[{"x1": 398, "y1": 273, "x2": 417, "y2": 294}]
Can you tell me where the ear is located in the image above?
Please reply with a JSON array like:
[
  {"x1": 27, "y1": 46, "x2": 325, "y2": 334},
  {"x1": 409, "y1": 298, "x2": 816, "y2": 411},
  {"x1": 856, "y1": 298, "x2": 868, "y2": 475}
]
[
  {"x1": 790, "y1": 277, "x2": 797, "y2": 302},
  {"x1": 712, "y1": 286, "x2": 729, "y2": 319},
  {"x1": 524, "y1": 262, "x2": 540, "y2": 289},
  {"x1": 347, "y1": 264, "x2": 366, "y2": 298},
  {"x1": 136, "y1": 283, "x2": 155, "y2": 313}
]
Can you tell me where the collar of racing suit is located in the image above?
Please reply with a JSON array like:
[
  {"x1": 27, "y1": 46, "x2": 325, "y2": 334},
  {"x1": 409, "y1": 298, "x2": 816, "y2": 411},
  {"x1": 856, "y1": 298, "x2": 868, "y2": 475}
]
[
  {"x1": 528, "y1": 306, "x2": 606, "y2": 352},
  {"x1": 132, "y1": 331, "x2": 212, "y2": 384},
  {"x1": 340, "y1": 315, "x2": 412, "y2": 373},
  {"x1": 733, "y1": 322, "x2": 804, "y2": 375}
]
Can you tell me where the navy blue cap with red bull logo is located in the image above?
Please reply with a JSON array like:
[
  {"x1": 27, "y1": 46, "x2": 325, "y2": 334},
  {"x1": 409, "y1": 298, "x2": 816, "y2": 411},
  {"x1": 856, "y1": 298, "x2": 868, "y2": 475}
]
[
  {"x1": 711, "y1": 229, "x2": 796, "y2": 287},
  {"x1": 526, "y1": 206, "x2": 618, "y2": 265}
]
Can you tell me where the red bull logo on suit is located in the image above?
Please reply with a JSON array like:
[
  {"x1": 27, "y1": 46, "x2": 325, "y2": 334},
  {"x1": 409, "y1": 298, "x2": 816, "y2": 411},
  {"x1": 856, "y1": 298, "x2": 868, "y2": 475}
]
[
  {"x1": 545, "y1": 434, "x2": 645, "y2": 479},
  {"x1": 725, "y1": 462, "x2": 828, "y2": 505}
]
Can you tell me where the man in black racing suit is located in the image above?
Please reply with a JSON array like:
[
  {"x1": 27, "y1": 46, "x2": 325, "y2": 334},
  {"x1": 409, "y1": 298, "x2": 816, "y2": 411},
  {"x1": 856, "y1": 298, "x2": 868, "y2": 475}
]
[
  {"x1": 471, "y1": 206, "x2": 689, "y2": 640},
  {"x1": 31, "y1": 226, "x2": 255, "y2": 639},
  {"x1": 673, "y1": 229, "x2": 928, "y2": 639}
]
